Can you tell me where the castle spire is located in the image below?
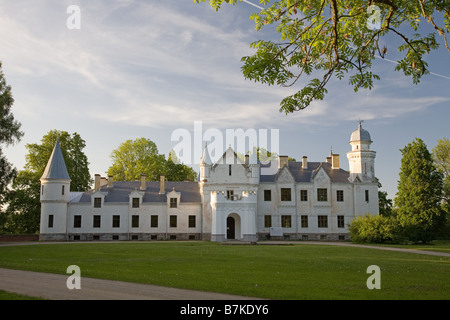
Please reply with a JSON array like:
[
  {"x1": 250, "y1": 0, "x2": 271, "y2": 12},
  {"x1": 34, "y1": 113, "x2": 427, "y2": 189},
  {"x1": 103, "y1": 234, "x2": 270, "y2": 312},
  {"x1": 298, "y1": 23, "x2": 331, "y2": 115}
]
[
  {"x1": 41, "y1": 140, "x2": 71, "y2": 180},
  {"x1": 200, "y1": 143, "x2": 212, "y2": 165}
]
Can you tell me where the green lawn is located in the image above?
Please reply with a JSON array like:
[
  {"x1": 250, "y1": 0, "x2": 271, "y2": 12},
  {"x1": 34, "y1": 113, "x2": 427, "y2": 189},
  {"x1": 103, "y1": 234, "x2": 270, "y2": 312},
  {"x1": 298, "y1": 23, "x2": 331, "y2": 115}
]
[
  {"x1": 0, "y1": 289, "x2": 45, "y2": 300},
  {"x1": 0, "y1": 242, "x2": 449, "y2": 299}
]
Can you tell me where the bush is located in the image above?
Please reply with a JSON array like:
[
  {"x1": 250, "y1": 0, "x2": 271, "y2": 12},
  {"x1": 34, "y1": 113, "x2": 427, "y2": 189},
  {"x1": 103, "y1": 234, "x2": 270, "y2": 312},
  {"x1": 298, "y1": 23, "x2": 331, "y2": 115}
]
[{"x1": 348, "y1": 214, "x2": 401, "y2": 244}]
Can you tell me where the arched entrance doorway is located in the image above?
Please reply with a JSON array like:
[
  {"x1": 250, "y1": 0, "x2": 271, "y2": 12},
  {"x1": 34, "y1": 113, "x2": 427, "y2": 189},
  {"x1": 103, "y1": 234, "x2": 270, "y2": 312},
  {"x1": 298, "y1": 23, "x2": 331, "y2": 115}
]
[
  {"x1": 226, "y1": 213, "x2": 241, "y2": 240},
  {"x1": 227, "y1": 217, "x2": 235, "y2": 239}
]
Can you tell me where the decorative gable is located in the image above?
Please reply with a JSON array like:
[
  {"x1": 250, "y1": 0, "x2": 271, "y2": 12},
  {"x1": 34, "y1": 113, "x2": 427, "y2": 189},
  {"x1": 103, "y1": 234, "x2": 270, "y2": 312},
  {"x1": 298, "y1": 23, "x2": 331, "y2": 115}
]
[
  {"x1": 313, "y1": 166, "x2": 330, "y2": 185},
  {"x1": 276, "y1": 166, "x2": 295, "y2": 183}
]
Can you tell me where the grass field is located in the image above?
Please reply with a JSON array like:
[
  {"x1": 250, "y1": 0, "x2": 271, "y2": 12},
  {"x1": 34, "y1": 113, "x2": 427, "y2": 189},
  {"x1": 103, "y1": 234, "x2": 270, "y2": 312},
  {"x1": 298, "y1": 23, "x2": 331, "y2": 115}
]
[{"x1": 0, "y1": 242, "x2": 449, "y2": 299}]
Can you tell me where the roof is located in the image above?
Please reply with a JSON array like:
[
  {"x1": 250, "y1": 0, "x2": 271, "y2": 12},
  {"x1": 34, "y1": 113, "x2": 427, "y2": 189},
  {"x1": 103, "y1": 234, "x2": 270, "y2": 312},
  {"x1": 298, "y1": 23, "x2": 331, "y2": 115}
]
[
  {"x1": 76, "y1": 181, "x2": 201, "y2": 204},
  {"x1": 260, "y1": 161, "x2": 350, "y2": 183},
  {"x1": 350, "y1": 121, "x2": 371, "y2": 142},
  {"x1": 41, "y1": 140, "x2": 71, "y2": 180}
]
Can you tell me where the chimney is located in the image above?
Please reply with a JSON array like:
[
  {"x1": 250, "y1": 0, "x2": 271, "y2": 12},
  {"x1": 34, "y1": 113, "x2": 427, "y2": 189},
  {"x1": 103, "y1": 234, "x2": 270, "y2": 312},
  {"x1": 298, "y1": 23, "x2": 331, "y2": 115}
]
[
  {"x1": 302, "y1": 156, "x2": 308, "y2": 169},
  {"x1": 332, "y1": 154, "x2": 340, "y2": 169},
  {"x1": 94, "y1": 174, "x2": 101, "y2": 191},
  {"x1": 326, "y1": 156, "x2": 332, "y2": 164},
  {"x1": 100, "y1": 176, "x2": 107, "y2": 187},
  {"x1": 107, "y1": 175, "x2": 113, "y2": 188},
  {"x1": 140, "y1": 174, "x2": 147, "y2": 190},
  {"x1": 278, "y1": 155, "x2": 289, "y2": 169},
  {"x1": 159, "y1": 175, "x2": 165, "y2": 194}
]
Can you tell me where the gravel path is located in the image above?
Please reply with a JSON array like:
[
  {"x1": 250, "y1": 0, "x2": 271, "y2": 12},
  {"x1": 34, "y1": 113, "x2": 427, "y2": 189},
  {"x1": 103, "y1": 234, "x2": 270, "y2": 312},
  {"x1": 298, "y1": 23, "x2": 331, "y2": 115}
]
[{"x1": 0, "y1": 267, "x2": 259, "y2": 300}]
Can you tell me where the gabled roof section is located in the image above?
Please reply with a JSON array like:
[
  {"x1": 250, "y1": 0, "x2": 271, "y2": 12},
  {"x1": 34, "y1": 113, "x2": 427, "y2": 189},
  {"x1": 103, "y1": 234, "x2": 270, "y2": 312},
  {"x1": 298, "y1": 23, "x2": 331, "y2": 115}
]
[
  {"x1": 311, "y1": 163, "x2": 329, "y2": 181},
  {"x1": 275, "y1": 165, "x2": 295, "y2": 182},
  {"x1": 41, "y1": 140, "x2": 71, "y2": 180},
  {"x1": 76, "y1": 181, "x2": 201, "y2": 204},
  {"x1": 214, "y1": 146, "x2": 245, "y2": 166},
  {"x1": 260, "y1": 161, "x2": 350, "y2": 183}
]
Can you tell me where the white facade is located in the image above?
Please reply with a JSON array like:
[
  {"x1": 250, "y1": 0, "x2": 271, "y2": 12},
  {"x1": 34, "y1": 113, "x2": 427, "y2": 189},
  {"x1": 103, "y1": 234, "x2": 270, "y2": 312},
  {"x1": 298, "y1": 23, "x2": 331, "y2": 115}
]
[{"x1": 40, "y1": 123, "x2": 379, "y2": 242}]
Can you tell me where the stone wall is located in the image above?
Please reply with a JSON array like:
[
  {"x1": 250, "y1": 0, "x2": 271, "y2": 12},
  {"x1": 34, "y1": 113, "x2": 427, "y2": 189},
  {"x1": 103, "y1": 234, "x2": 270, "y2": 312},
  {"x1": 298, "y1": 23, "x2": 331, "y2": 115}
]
[{"x1": 0, "y1": 234, "x2": 39, "y2": 242}]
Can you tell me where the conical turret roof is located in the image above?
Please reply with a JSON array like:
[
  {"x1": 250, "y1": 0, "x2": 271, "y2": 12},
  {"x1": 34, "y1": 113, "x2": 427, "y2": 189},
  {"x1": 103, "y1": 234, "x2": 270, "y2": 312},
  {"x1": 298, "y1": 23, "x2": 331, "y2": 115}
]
[{"x1": 41, "y1": 140, "x2": 71, "y2": 180}]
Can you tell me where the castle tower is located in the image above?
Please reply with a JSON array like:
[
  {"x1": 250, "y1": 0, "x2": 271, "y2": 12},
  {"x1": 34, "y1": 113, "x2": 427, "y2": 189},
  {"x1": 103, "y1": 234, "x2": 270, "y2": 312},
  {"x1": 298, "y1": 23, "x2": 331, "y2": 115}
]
[
  {"x1": 347, "y1": 121, "x2": 376, "y2": 182},
  {"x1": 39, "y1": 140, "x2": 71, "y2": 241},
  {"x1": 199, "y1": 143, "x2": 212, "y2": 181}
]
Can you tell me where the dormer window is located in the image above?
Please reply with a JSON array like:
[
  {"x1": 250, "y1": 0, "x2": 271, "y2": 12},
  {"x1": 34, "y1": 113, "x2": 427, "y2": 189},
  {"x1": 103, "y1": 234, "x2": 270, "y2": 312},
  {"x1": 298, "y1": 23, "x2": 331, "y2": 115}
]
[
  {"x1": 170, "y1": 198, "x2": 177, "y2": 208},
  {"x1": 132, "y1": 197, "x2": 140, "y2": 208},
  {"x1": 94, "y1": 197, "x2": 101, "y2": 208}
]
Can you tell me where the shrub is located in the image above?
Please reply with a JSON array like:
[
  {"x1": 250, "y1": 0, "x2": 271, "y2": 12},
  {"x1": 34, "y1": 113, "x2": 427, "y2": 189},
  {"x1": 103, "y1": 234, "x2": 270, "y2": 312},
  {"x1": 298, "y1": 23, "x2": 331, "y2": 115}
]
[{"x1": 348, "y1": 214, "x2": 401, "y2": 244}]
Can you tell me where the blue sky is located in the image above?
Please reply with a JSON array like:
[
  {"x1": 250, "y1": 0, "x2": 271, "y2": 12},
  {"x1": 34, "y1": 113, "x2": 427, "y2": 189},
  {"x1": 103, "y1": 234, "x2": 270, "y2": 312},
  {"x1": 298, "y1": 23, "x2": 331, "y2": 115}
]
[{"x1": 1, "y1": 0, "x2": 449, "y2": 200}]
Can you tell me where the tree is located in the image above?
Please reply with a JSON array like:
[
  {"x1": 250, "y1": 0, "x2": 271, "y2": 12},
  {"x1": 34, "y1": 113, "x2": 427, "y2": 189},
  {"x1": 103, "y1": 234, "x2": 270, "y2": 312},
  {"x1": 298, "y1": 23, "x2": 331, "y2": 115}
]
[
  {"x1": 1, "y1": 130, "x2": 91, "y2": 234},
  {"x1": 108, "y1": 138, "x2": 167, "y2": 181},
  {"x1": 432, "y1": 137, "x2": 450, "y2": 202},
  {"x1": 0, "y1": 61, "x2": 23, "y2": 209},
  {"x1": 195, "y1": 0, "x2": 450, "y2": 112},
  {"x1": 107, "y1": 138, "x2": 197, "y2": 182},
  {"x1": 23, "y1": 130, "x2": 91, "y2": 191},
  {"x1": 395, "y1": 138, "x2": 445, "y2": 243},
  {"x1": 378, "y1": 182, "x2": 393, "y2": 216},
  {"x1": 166, "y1": 150, "x2": 198, "y2": 182},
  {"x1": 432, "y1": 137, "x2": 450, "y2": 238}
]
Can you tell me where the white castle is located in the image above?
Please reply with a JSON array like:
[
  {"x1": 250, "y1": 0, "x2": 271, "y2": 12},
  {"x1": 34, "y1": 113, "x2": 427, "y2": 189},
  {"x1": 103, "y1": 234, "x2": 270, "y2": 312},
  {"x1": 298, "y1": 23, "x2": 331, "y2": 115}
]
[{"x1": 39, "y1": 122, "x2": 379, "y2": 242}]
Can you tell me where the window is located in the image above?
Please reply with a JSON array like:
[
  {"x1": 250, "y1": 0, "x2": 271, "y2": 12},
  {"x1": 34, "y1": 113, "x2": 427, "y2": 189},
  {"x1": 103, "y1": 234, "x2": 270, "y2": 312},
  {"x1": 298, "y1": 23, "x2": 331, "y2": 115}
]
[
  {"x1": 300, "y1": 190, "x2": 308, "y2": 201},
  {"x1": 337, "y1": 216, "x2": 345, "y2": 228},
  {"x1": 48, "y1": 214, "x2": 54, "y2": 228},
  {"x1": 74, "y1": 215, "x2": 81, "y2": 228},
  {"x1": 132, "y1": 197, "x2": 140, "y2": 208},
  {"x1": 264, "y1": 215, "x2": 272, "y2": 228},
  {"x1": 151, "y1": 215, "x2": 158, "y2": 228},
  {"x1": 132, "y1": 215, "x2": 139, "y2": 228},
  {"x1": 317, "y1": 188, "x2": 328, "y2": 202},
  {"x1": 229, "y1": 165, "x2": 232, "y2": 176},
  {"x1": 170, "y1": 198, "x2": 177, "y2": 208},
  {"x1": 94, "y1": 197, "x2": 101, "y2": 208},
  {"x1": 301, "y1": 215, "x2": 308, "y2": 228},
  {"x1": 264, "y1": 190, "x2": 271, "y2": 201},
  {"x1": 336, "y1": 190, "x2": 344, "y2": 202},
  {"x1": 365, "y1": 190, "x2": 369, "y2": 202},
  {"x1": 62, "y1": 185, "x2": 65, "y2": 195},
  {"x1": 281, "y1": 215, "x2": 291, "y2": 228},
  {"x1": 93, "y1": 215, "x2": 101, "y2": 228},
  {"x1": 227, "y1": 190, "x2": 234, "y2": 200},
  {"x1": 170, "y1": 215, "x2": 177, "y2": 228},
  {"x1": 188, "y1": 215, "x2": 196, "y2": 228},
  {"x1": 281, "y1": 188, "x2": 291, "y2": 201},
  {"x1": 318, "y1": 215, "x2": 328, "y2": 228},
  {"x1": 42, "y1": 185, "x2": 44, "y2": 195},
  {"x1": 112, "y1": 215, "x2": 120, "y2": 228}
]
